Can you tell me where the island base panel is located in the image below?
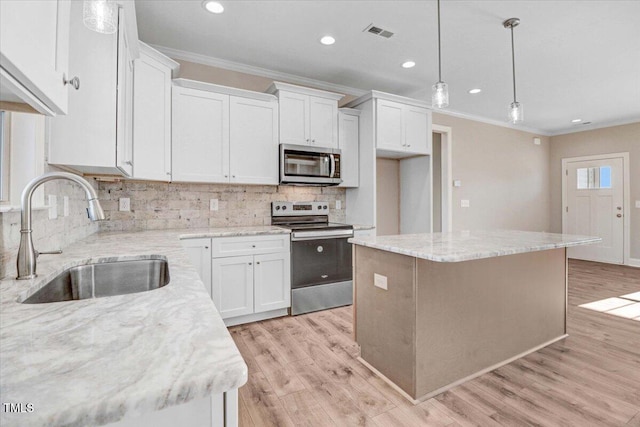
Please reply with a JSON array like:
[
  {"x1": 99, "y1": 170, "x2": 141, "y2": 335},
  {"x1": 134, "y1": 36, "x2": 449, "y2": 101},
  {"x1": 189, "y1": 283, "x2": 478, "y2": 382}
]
[{"x1": 354, "y1": 246, "x2": 567, "y2": 401}]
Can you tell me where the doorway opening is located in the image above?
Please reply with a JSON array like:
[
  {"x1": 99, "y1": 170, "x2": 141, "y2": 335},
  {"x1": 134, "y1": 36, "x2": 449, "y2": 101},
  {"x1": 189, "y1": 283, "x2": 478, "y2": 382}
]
[{"x1": 432, "y1": 125, "x2": 452, "y2": 232}]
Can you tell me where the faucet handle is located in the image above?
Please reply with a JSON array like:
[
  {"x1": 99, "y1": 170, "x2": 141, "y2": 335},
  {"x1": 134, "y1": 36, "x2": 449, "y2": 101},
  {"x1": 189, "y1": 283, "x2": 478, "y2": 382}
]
[{"x1": 36, "y1": 250, "x2": 63, "y2": 257}]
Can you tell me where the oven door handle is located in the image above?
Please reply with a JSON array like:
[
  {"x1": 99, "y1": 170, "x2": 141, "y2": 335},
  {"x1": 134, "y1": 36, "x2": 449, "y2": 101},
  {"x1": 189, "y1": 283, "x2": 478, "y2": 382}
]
[
  {"x1": 291, "y1": 229, "x2": 354, "y2": 241},
  {"x1": 329, "y1": 154, "x2": 336, "y2": 178}
]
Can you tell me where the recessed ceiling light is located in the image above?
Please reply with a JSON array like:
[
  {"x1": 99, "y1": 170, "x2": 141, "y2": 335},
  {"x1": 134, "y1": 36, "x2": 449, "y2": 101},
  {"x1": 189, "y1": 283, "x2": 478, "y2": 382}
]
[
  {"x1": 402, "y1": 61, "x2": 416, "y2": 69},
  {"x1": 571, "y1": 118, "x2": 582, "y2": 123},
  {"x1": 202, "y1": 1, "x2": 224, "y2": 14},
  {"x1": 320, "y1": 35, "x2": 335, "y2": 45},
  {"x1": 468, "y1": 88, "x2": 482, "y2": 94}
]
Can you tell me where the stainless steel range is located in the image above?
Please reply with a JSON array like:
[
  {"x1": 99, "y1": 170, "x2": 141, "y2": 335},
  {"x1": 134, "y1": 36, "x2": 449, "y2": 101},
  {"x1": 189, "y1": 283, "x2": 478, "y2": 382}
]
[{"x1": 272, "y1": 201, "x2": 353, "y2": 315}]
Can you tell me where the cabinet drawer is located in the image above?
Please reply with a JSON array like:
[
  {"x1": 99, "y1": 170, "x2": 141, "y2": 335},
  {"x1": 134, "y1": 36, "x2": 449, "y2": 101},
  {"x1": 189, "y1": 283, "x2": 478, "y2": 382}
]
[{"x1": 211, "y1": 234, "x2": 290, "y2": 258}]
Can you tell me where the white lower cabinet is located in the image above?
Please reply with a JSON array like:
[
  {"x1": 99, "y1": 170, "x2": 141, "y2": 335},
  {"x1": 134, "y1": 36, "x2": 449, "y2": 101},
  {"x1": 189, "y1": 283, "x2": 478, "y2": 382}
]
[
  {"x1": 108, "y1": 389, "x2": 238, "y2": 427},
  {"x1": 182, "y1": 235, "x2": 291, "y2": 327}
]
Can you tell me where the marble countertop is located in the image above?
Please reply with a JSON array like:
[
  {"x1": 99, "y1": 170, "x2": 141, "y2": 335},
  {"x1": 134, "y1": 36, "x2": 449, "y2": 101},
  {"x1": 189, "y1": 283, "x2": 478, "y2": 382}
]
[
  {"x1": 349, "y1": 230, "x2": 601, "y2": 262},
  {"x1": 178, "y1": 225, "x2": 290, "y2": 239},
  {"x1": 351, "y1": 224, "x2": 375, "y2": 231},
  {"x1": 0, "y1": 226, "x2": 285, "y2": 427}
]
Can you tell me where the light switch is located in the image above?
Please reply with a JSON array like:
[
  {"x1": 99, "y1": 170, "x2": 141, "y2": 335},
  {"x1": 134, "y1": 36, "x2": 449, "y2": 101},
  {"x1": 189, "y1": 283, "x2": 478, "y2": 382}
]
[
  {"x1": 453, "y1": 180, "x2": 462, "y2": 187},
  {"x1": 210, "y1": 199, "x2": 219, "y2": 211},
  {"x1": 636, "y1": 200, "x2": 640, "y2": 209},
  {"x1": 461, "y1": 199, "x2": 470, "y2": 208},
  {"x1": 335, "y1": 200, "x2": 341, "y2": 210},
  {"x1": 374, "y1": 273, "x2": 388, "y2": 290},
  {"x1": 119, "y1": 198, "x2": 130, "y2": 212}
]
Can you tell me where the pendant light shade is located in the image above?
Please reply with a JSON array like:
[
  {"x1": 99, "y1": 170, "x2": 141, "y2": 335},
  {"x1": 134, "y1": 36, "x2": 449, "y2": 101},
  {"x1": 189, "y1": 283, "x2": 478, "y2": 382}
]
[
  {"x1": 504, "y1": 18, "x2": 523, "y2": 124},
  {"x1": 432, "y1": 0, "x2": 449, "y2": 109},
  {"x1": 83, "y1": 0, "x2": 118, "y2": 35}
]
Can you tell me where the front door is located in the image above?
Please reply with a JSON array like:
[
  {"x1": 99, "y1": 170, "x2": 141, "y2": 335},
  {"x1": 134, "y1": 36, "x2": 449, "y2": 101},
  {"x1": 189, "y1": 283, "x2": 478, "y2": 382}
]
[{"x1": 565, "y1": 157, "x2": 624, "y2": 263}]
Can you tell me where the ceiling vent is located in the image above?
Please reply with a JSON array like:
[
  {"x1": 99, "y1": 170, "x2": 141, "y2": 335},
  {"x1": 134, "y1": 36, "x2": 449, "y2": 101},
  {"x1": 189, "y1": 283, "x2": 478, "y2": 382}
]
[{"x1": 363, "y1": 23, "x2": 394, "y2": 39}]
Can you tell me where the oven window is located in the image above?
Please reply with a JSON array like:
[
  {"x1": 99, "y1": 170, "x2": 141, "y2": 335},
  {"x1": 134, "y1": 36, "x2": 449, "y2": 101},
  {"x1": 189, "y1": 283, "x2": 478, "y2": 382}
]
[
  {"x1": 291, "y1": 238, "x2": 352, "y2": 288},
  {"x1": 284, "y1": 151, "x2": 331, "y2": 177}
]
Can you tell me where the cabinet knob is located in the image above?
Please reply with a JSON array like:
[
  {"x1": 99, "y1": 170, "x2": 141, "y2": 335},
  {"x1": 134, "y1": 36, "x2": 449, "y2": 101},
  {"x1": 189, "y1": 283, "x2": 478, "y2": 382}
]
[
  {"x1": 248, "y1": 262, "x2": 252, "y2": 266},
  {"x1": 232, "y1": 175, "x2": 236, "y2": 178},
  {"x1": 125, "y1": 161, "x2": 133, "y2": 166},
  {"x1": 306, "y1": 139, "x2": 310, "y2": 142},
  {"x1": 166, "y1": 172, "x2": 171, "y2": 176},
  {"x1": 617, "y1": 214, "x2": 622, "y2": 218},
  {"x1": 63, "y1": 74, "x2": 80, "y2": 90},
  {"x1": 312, "y1": 139, "x2": 316, "y2": 143},
  {"x1": 256, "y1": 262, "x2": 260, "y2": 265},
  {"x1": 204, "y1": 246, "x2": 209, "y2": 249},
  {"x1": 224, "y1": 175, "x2": 228, "y2": 178}
]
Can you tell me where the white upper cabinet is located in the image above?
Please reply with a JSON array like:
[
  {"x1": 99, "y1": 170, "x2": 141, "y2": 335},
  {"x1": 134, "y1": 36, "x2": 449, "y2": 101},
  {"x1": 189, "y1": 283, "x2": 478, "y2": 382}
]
[
  {"x1": 267, "y1": 82, "x2": 343, "y2": 149},
  {"x1": 172, "y1": 86, "x2": 229, "y2": 183},
  {"x1": 229, "y1": 96, "x2": 279, "y2": 185},
  {"x1": 338, "y1": 109, "x2": 360, "y2": 188},
  {"x1": 376, "y1": 99, "x2": 431, "y2": 156},
  {"x1": 171, "y1": 79, "x2": 279, "y2": 185},
  {"x1": 132, "y1": 43, "x2": 179, "y2": 181},
  {"x1": 0, "y1": 0, "x2": 71, "y2": 115},
  {"x1": 49, "y1": 2, "x2": 139, "y2": 176}
]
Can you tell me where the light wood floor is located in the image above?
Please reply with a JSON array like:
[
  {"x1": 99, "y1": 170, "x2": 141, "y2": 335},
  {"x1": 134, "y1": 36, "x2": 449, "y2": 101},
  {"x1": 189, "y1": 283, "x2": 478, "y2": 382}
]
[{"x1": 229, "y1": 260, "x2": 640, "y2": 426}]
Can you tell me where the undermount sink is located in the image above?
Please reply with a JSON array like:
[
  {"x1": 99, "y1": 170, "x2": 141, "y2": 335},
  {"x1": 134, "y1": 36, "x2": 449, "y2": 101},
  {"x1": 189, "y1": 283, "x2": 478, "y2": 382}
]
[{"x1": 22, "y1": 259, "x2": 170, "y2": 304}]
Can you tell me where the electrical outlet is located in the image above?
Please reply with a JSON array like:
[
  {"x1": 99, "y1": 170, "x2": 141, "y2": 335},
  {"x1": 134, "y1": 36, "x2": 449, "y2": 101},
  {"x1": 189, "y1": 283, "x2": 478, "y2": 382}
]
[
  {"x1": 48, "y1": 195, "x2": 57, "y2": 219},
  {"x1": 335, "y1": 200, "x2": 341, "y2": 210},
  {"x1": 636, "y1": 200, "x2": 640, "y2": 209},
  {"x1": 63, "y1": 196, "x2": 69, "y2": 217},
  {"x1": 453, "y1": 180, "x2": 462, "y2": 187},
  {"x1": 461, "y1": 199, "x2": 470, "y2": 208},
  {"x1": 210, "y1": 199, "x2": 219, "y2": 211},
  {"x1": 119, "y1": 198, "x2": 130, "y2": 212},
  {"x1": 374, "y1": 273, "x2": 388, "y2": 290}
]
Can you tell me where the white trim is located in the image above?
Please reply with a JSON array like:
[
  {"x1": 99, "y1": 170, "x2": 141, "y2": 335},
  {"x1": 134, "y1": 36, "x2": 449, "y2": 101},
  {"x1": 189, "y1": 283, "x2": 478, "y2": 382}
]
[
  {"x1": 138, "y1": 42, "x2": 180, "y2": 75},
  {"x1": 627, "y1": 258, "x2": 640, "y2": 268},
  {"x1": 561, "y1": 152, "x2": 631, "y2": 266},
  {"x1": 432, "y1": 107, "x2": 550, "y2": 136},
  {"x1": 432, "y1": 124, "x2": 453, "y2": 233},
  {"x1": 266, "y1": 81, "x2": 343, "y2": 100},
  {"x1": 549, "y1": 118, "x2": 640, "y2": 136},
  {"x1": 222, "y1": 308, "x2": 288, "y2": 327},
  {"x1": 0, "y1": 68, "x2": 56, "y2": 117},
  {"x1": 343, "y1": 90, "x2": 430, "y2": 110},
  {"x1": 338, "y1": 107, "x2": 361, "y2": 117},
  {"x1": 151, "y1": 44, "x2": 368, "y2": 98},
  {"x1": 172, "y1": 78, "x2": 277, "y2": 102}
]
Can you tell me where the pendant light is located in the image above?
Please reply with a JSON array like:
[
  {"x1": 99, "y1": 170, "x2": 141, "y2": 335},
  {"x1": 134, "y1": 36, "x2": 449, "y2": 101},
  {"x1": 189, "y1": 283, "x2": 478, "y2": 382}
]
[
  {"x1": 83, "y1": 0, "x2": 118, "y2": 35},
  {"x1": 431, "y1": 0, "x2": 449, "y2": 109},
  {"x1": 503, "y1": 18, "x2": 523, "y2": 124}
]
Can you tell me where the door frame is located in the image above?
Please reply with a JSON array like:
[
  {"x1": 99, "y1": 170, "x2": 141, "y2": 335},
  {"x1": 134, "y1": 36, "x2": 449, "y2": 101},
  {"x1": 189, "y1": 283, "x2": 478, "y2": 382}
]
[
  {"x1": 432, "y1": 124, "x2": 453, "y2": 232},
  {"x1": 561, "y1": 152, "x2": 630, "y2": 265}
]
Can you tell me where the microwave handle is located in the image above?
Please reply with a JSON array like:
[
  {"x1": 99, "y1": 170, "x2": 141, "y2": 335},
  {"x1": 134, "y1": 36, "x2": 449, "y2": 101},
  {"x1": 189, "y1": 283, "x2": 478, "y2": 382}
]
[{"x1": 329, "y1": 154, "x2": 336, "y2": 178}]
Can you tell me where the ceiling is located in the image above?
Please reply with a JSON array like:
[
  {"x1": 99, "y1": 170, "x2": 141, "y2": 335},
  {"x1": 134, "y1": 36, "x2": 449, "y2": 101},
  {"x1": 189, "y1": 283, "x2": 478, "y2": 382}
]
[{"x1": 135, "y1": 0, "x2": 640, "y2": 135}]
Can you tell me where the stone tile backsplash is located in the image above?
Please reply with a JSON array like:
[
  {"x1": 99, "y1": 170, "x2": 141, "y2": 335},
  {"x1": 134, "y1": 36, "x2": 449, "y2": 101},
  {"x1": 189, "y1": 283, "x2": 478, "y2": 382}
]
[{"x1": 97, "y1": 181, "x2": 346, "y2": 232}]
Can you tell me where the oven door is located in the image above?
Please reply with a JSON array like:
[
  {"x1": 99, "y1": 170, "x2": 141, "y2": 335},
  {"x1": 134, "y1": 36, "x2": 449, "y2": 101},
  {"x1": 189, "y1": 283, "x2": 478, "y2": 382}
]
[
  {"x1": 280, "y1": 144, "x2": 342, "y2": 186},
  {"x1": 291, "y1": 233, "x2": 353, "y2": 289}
]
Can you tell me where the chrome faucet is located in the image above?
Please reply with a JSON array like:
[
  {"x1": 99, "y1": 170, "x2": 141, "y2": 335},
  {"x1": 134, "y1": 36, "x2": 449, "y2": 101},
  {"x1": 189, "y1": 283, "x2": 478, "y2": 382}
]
[{"x1": 16, "y1": 172, "x2": 106, "y2": 280}]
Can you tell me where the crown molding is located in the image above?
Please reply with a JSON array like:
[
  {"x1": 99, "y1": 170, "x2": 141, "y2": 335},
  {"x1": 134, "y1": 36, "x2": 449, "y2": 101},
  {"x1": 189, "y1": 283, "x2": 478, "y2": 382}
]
[
  {"x1": 432, "y1": 108, "x2": 551, "y2": 136},
  {"x1": 548, "y1": 117, "x2": 640, "y2": 137},
  {"x1": 150, "y1": 44, "x2": 368, "y2": 98}
]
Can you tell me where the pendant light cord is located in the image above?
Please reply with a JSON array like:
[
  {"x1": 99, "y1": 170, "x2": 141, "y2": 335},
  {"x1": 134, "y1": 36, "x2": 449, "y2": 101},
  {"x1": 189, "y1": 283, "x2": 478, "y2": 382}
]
[
  {"x1": 510, "y1": 25, "x2": 517, "y2": 103},
  {"x1": 437, "y1": 0, "x2": 442, "y2": 82}
]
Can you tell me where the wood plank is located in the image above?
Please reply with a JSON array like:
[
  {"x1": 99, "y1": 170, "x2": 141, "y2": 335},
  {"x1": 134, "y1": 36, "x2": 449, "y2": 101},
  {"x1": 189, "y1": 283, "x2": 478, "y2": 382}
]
[
  {"x1": 238, "y1": 370, "x2": 295, "y2": 427},
  {"x1": 280, "y1": 389, "x2": 336, "y2": 426}
]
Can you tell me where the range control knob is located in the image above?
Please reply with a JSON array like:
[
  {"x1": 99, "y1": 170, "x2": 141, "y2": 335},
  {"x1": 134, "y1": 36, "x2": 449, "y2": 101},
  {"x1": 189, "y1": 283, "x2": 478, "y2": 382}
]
[
  {"x1": 324, "y1": 205, "x2": 328, "y2": 210},
  {"x1": 282, "y1": 206, "x2": 287, "y2": 210},
  {"x1": 275, "y1": 206, "x2": 280, "y2": 210}
]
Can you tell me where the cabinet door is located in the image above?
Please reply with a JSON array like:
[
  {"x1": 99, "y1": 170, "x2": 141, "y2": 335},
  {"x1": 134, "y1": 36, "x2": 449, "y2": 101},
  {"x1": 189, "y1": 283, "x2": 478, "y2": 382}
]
[
  {"x1": 376, "y1": 99, "x2": 404, "y2": 151},
  {"x1": 181, "y1": 239, "x2": 212, "y2": 296},
  {"x1": 172, "y1": 86, "x2": 229, "y2": 183},
  {"x1": 212, "y1": 256, "x2": 254, "y2": 319},
  {"x1": 49, "y1": 0, "x2": 119, "y2": 171},
  {"x1": 0, "y1": 0, "x2": 70, "y2": 115},
  {"x1": 254, "y1": 252, "x2": 291, "y2": 313},
  {"x1": 278, "y1": 90, "x2": 310, "y2": 145},
  {"x1": 132, "y1": 51, "x2": 172, "y2": 181},
  {"x1": 116, "y1": 7, "x2": 133, "y2": 177},
  {"x1": 229, "y1": 96, "x2": 278, "y2": 185},
  {"x1": 404, "y1": 105, "x2": 431, "y2": 155},
  {"x1": 309, "y1": 96, "x2": 338, "y2": 148},
  {"x1": 338, "y1": 112, "x2": 359, "y2": 187}
]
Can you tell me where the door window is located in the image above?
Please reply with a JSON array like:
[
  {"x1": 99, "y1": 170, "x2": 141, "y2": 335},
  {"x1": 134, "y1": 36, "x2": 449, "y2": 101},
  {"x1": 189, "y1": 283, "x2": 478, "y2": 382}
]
[{"x1": 576, "y1": 166, "x2": 612, "y2": 189}]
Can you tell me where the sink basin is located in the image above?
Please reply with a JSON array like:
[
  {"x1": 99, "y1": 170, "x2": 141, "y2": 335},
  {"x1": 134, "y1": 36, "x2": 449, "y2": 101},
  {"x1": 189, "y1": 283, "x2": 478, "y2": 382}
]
[{"x1": 22, "y1": 259, "x2": 170, "y2": 304}]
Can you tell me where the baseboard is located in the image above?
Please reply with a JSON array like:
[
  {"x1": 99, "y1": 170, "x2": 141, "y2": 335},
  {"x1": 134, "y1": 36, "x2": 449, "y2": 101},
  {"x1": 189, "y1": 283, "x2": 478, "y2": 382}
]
[
  {"x1": 358, "y1": 334, "x2": 569, "y2": 404},
  {"x1": 627, "y1": 258, "x2": 640, "y2": 268},
  {"x1": 223, "y1": 308, "x2": 289, "y2": 327}
]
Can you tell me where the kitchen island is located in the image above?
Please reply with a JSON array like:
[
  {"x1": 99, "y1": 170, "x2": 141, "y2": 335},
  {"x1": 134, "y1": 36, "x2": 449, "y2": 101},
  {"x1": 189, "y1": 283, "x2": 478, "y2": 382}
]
[
  {"x1": 0, "y1": 226, "x2": 289, "y2": 427},
  {"x1": 349, "y1": 230, "x2": 600, "y2": 403}
]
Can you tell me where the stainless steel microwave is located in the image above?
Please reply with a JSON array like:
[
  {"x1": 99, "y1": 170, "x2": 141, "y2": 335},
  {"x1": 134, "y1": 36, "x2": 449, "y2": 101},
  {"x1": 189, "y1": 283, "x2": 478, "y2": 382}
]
[{"x1": 279, "y1": 144, "x2": 342, "y2": 186}]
